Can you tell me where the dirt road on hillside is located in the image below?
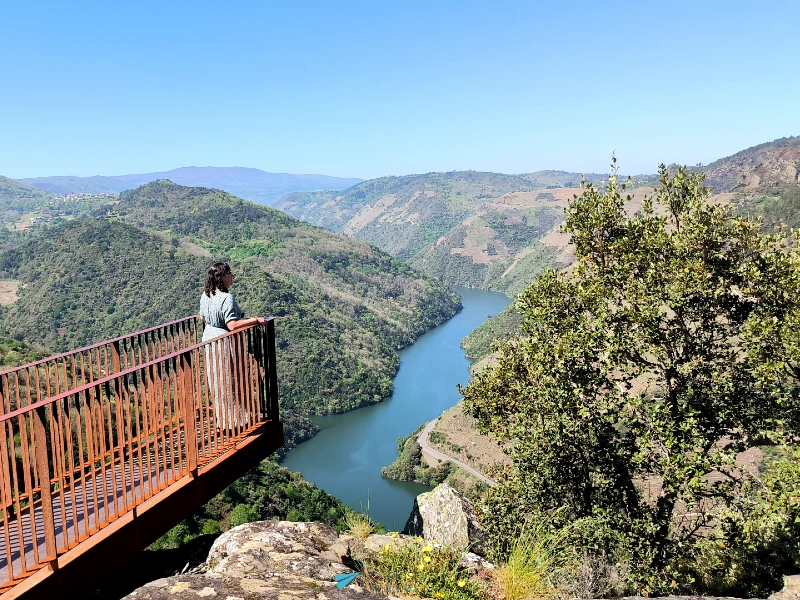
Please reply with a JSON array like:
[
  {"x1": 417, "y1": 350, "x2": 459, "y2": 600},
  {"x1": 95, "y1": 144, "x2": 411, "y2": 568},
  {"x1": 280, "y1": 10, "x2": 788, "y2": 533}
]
[{"x1": 418, "y1": 419, "x2": 496, "y2": 487}]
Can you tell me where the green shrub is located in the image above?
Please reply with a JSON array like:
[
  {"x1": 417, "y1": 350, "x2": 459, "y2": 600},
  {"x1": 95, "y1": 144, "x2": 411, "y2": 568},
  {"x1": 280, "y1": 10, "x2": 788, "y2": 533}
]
[{"x1": 230, "y1": 503, "x2": 259, "y2": 527}]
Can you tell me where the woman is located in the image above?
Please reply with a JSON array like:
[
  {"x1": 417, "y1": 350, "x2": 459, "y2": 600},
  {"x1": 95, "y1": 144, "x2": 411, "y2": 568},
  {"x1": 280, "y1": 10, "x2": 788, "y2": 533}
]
[{"x1": 200, "y1": 262, "x2": 263, "y2": 432}]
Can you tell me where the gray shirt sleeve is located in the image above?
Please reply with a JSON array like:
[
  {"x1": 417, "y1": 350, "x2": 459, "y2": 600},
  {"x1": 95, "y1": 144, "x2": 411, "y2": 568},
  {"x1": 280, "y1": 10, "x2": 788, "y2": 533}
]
[{"x1": 221, "y1": 294, "x2": 242, "y2": 324}]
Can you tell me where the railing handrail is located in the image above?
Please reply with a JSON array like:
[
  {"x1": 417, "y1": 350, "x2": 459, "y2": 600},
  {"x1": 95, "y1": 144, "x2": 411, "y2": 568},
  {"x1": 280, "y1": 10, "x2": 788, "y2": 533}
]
[
  {"x1": 0, "y1": 315, "x2": 201, "y2": 379},
  {"x1": 0, "y1": 317, "x2": 274, "y2": 424}
]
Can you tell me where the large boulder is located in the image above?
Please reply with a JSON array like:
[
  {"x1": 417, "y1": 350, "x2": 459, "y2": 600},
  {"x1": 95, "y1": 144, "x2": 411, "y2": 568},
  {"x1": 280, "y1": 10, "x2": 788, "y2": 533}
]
[
  {"x1": 403, "y1": 483, "x2": 487, "y2": 556},
  {"x1": 205, "y1": 520, "x2": 350, "y2": 581},
  {"x1": 128, "y1": 521, "x2": 388, "y2": 600}
]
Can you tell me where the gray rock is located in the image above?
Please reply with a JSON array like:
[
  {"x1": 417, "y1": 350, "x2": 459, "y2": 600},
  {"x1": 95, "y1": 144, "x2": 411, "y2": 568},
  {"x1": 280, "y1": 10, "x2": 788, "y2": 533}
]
[
  {"x1": 459, "y1": 551, "x2": 494, "y2": 572},
  {"x1": 769, "y1": 575, "x2": 800, "y2": 600},
  {"x1": 126, "y1": 521, "x2": 392, "y2": 599},
  {"x1": 206, "y1": 520, "x2": 350, "y2": 581},
  {"x1": 403, "y1": 483, "x2": 487, "y2": 555},
  {"x1": 127, "y1": 573, "x2": 388, "y2": 599}
]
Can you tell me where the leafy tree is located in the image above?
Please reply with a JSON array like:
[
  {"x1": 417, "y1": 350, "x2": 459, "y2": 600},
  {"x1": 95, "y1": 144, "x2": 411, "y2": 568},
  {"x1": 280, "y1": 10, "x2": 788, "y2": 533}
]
[{"x1": 461, "y1": 161, "x2": 800, "y2": 593}]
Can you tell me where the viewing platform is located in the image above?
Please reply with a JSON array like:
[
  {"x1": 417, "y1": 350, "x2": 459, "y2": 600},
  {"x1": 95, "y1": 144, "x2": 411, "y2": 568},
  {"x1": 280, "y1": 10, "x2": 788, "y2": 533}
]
[{"x1": 0, "y1": 317, "x2": 284, "y2": 599}]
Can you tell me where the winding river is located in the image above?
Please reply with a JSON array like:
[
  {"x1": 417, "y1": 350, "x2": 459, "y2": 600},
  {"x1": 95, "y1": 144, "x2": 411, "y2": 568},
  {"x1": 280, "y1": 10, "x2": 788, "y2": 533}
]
[{"x1": 281, "y1": 287, "x2": 510, "y2": 530}]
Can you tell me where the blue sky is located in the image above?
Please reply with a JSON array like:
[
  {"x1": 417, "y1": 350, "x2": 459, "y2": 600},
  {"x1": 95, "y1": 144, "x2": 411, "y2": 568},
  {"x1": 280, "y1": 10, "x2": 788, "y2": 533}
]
[{"x1": 1, "y1": 1, "x2": 798, "y2": 179}]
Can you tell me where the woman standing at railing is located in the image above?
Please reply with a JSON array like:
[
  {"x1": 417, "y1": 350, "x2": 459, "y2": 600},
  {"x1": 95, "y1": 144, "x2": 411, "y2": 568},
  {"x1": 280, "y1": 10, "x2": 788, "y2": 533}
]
[{"x1": 200, "y1": 262, "x2": 264, "y2": 432}]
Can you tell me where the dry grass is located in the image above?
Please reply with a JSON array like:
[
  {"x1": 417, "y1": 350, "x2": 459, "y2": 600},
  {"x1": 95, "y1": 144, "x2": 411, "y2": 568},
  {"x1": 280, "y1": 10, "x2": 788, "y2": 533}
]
[
  {"x1": 494, "y1": 520, "x2": 572, "y2": 600},
  {"x1": 344, "y1": 511, "x2": 375, "y2": 540}
]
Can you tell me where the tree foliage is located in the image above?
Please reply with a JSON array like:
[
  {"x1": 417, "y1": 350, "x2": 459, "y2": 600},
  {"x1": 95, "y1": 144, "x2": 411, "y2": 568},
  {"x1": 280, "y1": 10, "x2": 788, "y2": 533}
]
[{"x1": 461, "y1": 162, "x2": 800, "y2": 594}]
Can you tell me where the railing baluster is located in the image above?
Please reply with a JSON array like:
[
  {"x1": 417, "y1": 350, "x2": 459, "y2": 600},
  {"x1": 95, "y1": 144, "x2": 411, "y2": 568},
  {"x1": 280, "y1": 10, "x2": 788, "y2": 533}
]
[
  {"x1": 8, "y1": 415, "x2": 27, "y2": 576},
  {"x1": 16, "y1": 401, "x2": 37, "y2": 568},
  {"x1": 32, "y1": 407, "x2": 56, "y2": 561},
  {"x1": 110, "y1": 342, "x2": 126, "y2": 516},
  {"x1": 266, "y1": 320, "x2": 279, "y2": 421},
  {"x1": 84, "y1": 385, "x2": 101, "y2": 533},
  {"x1": 0, "y1": 378, "x2": 11, "y2": 510},
  {"x1": 180, "y1": 353, "x2": 198, "y2": 475},
  {"x1": 165, "y1": 357, "x2": 177, "y2": 481},
  {"x1": 0, "y1": 412, "x2": 14, "y2": 582}
]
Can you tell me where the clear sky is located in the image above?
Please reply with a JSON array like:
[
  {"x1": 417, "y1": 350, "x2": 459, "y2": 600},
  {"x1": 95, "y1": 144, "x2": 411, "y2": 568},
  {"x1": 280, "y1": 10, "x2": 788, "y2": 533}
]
[{"x1": 1, "y1": 1, "x2": 798, "y2": 179}]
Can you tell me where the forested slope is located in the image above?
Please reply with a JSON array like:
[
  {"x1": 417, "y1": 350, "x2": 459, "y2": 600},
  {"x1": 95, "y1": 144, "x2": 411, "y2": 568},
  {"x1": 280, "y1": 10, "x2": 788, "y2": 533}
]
[
  {"x1": 0, "y1": 181, "x2": 460, "y2": 416},
  {"x1": 0, "y1": 176, "x2": 55, "y2": 226}
]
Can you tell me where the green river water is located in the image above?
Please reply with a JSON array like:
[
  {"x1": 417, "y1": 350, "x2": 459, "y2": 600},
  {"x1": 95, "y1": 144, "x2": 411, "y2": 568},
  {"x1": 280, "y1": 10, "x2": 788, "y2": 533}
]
[{"x1": 280, "y1": 287, "x2": 510, "y2": 530}]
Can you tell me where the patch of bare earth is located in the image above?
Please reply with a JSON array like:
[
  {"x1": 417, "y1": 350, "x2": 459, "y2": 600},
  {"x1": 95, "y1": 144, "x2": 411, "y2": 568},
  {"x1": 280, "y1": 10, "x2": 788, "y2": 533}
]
[
  {"x1": 13, "y1": 213, "x2": 38, "y2": 231},
  {"x1": 450, "y1": 224, "x2": 510, "y2": 264},
  {"x1": 492, "y1": 188, "x2": 581, "y2": 208},
  {"x1": 429, "y1": 401, "x2": 510, "y2": 479},
  {"x1": 0, "y1": 280, "x2": 19, "y2": 306},
  {"x1": 344, "y1": 194, "x2": 397, "y2": 234},
  {"x1": 179, "y1": 240, "x2": 211, "y2": 258},
  {"x1": 709, "y1": 192, "x2": 733, "y2": 206}
]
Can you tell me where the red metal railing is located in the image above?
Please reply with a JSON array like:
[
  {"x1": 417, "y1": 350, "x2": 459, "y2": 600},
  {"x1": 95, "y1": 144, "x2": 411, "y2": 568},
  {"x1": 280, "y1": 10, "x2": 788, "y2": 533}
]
[{"x1": 0, "y1": 317, "x2": 279, "y2": 587}]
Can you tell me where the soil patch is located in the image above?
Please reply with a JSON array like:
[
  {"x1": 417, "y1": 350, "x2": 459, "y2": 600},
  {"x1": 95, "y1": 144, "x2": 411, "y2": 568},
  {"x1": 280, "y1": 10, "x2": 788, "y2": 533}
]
[
  {"x1": 0, "y1": 280, "x2": 20, "y2": 306},
  {"x1": 344, "y1": 194, "x2": 397, "y2": 234}
]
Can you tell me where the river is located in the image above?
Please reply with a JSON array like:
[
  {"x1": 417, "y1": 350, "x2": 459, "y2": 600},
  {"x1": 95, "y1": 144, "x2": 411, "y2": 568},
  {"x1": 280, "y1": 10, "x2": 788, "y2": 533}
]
[{"x1": 280, "y1": 287, "x2": 511, "y2": 530}]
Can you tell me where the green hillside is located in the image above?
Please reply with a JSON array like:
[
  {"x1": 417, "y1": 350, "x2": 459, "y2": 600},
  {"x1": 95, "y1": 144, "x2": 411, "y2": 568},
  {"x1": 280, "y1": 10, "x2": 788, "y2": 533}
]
[
  {"x1": 1, "y1": 174, "x2": 111, "y2": 233},
  {"x1": 460, "y1": 304, "x2": 523, "y2": 361},
  {"x1": 0, "y1": 182, "x2": 460, "y2": 416},
  {"x1": 0, "y1": 175, "x2": 55, "y2": 226}
]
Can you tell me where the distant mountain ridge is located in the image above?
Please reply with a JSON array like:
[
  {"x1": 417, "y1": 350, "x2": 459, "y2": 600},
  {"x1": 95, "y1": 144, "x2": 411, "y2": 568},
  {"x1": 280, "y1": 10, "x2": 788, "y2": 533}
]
[
  {"x1": 275, "y1": 137, "x2": 799, "y2": 297},
  {"x1": 20, "y1": 166, "x2": 363, "y2": 205}
]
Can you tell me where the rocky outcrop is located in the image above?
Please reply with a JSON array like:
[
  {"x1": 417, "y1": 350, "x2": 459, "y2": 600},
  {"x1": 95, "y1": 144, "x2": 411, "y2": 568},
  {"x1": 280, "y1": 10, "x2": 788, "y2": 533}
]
[
  {"x1": 126, "y1": 519, "x2": 490, "y2": 599},
  {"x1": 403, "y1": 483, "x2": 487, "y2": 556},
  {"x1": 128, "y1": 521, "x2": 386, "y2": 599}
]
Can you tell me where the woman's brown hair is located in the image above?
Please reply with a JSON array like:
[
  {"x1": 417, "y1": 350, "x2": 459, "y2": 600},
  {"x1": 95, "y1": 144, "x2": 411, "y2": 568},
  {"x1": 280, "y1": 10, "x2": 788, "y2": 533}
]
[{"x1": 204, "y1": 262, "x2": 231, "y2": 297}]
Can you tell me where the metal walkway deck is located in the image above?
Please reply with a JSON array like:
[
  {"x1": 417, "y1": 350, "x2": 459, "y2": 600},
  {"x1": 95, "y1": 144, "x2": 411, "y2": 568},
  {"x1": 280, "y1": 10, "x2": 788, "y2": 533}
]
[{"x1": 0, "y1": 317, "x2": 283, "y2": 598}]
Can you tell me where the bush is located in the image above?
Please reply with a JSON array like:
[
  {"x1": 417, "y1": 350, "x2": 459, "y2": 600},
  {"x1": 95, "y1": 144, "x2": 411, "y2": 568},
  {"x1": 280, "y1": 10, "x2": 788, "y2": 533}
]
[{"x1": 230, "y1": 503, "x2": 259, "y2": 528}]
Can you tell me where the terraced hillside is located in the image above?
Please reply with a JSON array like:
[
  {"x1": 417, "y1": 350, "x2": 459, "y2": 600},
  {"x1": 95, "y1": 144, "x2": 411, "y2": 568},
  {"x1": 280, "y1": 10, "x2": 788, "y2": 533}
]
[
  {"x1": 0, "y1": 174, "x2": 112, "y2": 238},
  {"x1": 277, "y1": 171, "x2": 619, "y2": 294},
  {"x1": 0, "y1": 176, "x2": 55, "y2": 228}
]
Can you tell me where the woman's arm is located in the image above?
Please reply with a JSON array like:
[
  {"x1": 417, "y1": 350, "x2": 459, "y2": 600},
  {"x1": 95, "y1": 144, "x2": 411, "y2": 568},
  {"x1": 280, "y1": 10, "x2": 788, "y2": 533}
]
[{"x1": 225, "y1": 317, "x2": 265, "y2": 332}]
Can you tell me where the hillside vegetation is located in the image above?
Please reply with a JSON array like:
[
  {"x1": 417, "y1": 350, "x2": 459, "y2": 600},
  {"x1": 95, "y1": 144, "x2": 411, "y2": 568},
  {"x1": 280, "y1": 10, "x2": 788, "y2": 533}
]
[
  {"x1": 0, "y1": 181, "x2": 460, "y2": 416},
  {"x1": 0, "y1": 176, "x2": 55, "y2": 227},
  {"x1": 695, "y1": 135, "x2": 800, "y2": 193},
  {"x1": 1, "y1": 174, "x2": 112, "y2": 234}
]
